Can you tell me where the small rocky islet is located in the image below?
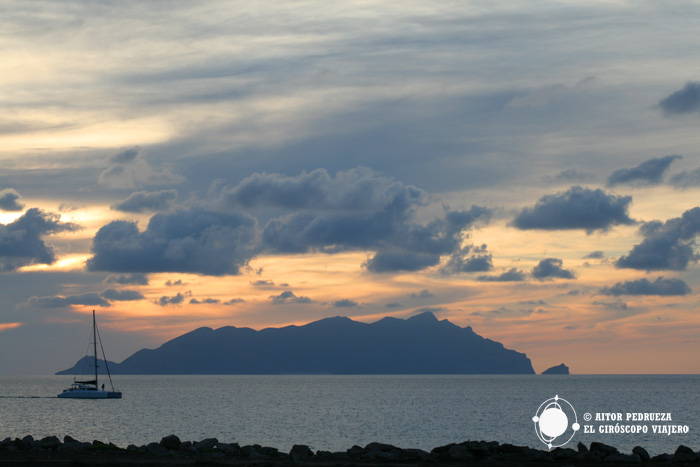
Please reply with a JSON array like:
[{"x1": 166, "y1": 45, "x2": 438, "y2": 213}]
[{"x1": 1, "y1": 435, "x2": 699, "y2": 466}]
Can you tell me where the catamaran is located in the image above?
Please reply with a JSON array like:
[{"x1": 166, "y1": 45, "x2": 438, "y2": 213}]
[{"x1": 58, "y1": 310, "x2": 122, "y2": 399}]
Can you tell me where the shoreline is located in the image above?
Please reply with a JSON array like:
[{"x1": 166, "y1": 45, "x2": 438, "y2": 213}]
[{"x1": 1, "y1": 435, "x2": 698, "y2": 466}]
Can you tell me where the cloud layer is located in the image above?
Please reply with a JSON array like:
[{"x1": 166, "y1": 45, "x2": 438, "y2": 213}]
[
  {"x1": 0, "y1": 208, "x2": 80, "y2": 272},
  {"x1": 601, "y1": 277, "x2": 691, "y2": 296},
  {"x1": 659, "y1": 82, "x2": 700, "y2": 116},
  {"x1": 607, "y1": 155, "x2": 682, "y2": 187},
  {"x1": 512, "y1": 186, "x2": 634, "y2": 233},
  {"x1": 616, "y1": 207, "x2": 700, "y2": 271},
  {"x1": 86, "y1": 209, "x2": 259, "y2": 275}
]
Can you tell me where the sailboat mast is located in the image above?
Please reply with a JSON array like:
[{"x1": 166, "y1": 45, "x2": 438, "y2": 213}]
[{"x1": 93, "y1": 310, "x2": 98, "y2": 388}]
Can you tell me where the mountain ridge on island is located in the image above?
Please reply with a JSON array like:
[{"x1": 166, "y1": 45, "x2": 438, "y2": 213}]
[
  {"x1": 56, "y1": 312, "x2": 535, "y2": 375},
  {"x1": 541, "y1": 363, "x2": 570, "y2": 375}
]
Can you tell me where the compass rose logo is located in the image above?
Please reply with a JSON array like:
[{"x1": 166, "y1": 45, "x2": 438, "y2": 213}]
[{"x1": 532, "y1": 395, "x2": 580, "y2": 449}]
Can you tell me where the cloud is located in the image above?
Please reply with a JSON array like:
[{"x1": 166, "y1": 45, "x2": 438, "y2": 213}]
[
  {"x1": 658, "y1": 82, "x2": 700, "y2": 116},
  {"x1": 364, "y1": 250, "x2": 441, "y2": 273},
  {"x1": 111, "y1": 189, "x2": 178, "y2": 213},
  {"x1": 584, "y1": 250, "x2": 605, "y2": 259},
  {"x1": 29, "y1": 288, "x2": 145, "y2": 308},
  {"x1": 670, "y1": 168, "x2": 700, "y2": 189},
  {"x1": 223, "y1": 298, "x2": 245, "y2": 305},
  {"x1": 531, "y1": 258, "x2": 576, "y2": 280},
  {"x1": 385, "y1": 302, "x2": 402, "y2": 308},
  {"x1": 251, "y1": 279, "x2": 275, "y2": 287},
  {"x1": 221, "y1": 167, "x2": 425, "y2": 211},
  {"x1": 100, "y1": 288, "x2": 145, "y2": 301},
  {"x1": 594, "y1": 300, "x2": 629, "y2": 311},
  {"x1": 190, "y1": 298, "x2": 220, "y2": 304},
  {"x1": 616, "y1": 207, "x2": 700, "y2": 271},
  {"x1": 269, "y1": 290, "x2": 313, "y2": 304},
  {"x1": 86, "y1": 208, "x2": 259, "y2": 275},
  {"x1": 0, "y1": 188, "x2": 24, "y2": 211},
  {"x1": 225, "y1": 167, "x2": 491, "y2": 273},
  {"x1": 98, "y1": 147, "x2": 185, "y2": 189},
  {"x1": 104, "y1": 273, "x2": 149, "y2": 285},
  {"x1": 440, "y1": 247, "x2": 493, "y2": 274},
  {"x1": 156, "y1": 291, "x2": 191, "y2": 306},
  {"x1": 552, "y1": 168, "x2": 595, "y2": 183},
  {"x1": 332, "y1": 299, "x2": 360, "y2": 308},
  {"x1": 600, "y1": 277, "x2": 691, "y2": 296},
  {"x1": 29, "y1": 293, "x2": 111, "y2": 308},
  {"x1": 0, "y1": 208, "x2": 81, "y2": 272},
  {"x1": 410, "y1": 289, "x2": 435, "y2": 299},
  {"x1": 512, "y1": 186, "x2": 634, "y2": 233},
  {"x1": 477, "y1": 268, "x2": 527, "y2": 282},
  {"x1": 606, "y1": 155, "x2": 682, "y2": 187}
]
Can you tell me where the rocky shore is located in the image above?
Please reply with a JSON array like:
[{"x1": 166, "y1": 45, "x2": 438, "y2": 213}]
[{"x1": 1, "y1": 435, "x2": 698, "y2": 466}]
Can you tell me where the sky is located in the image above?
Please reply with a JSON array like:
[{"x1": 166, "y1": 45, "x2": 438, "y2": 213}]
[{"x1": 1, "y1": 0, "x2": 700, "y2": 374}]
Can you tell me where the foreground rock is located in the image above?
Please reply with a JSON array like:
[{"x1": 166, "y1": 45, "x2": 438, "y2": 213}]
[{"x1": 0, "y1": 435, "x2": 698, "y2": 466}]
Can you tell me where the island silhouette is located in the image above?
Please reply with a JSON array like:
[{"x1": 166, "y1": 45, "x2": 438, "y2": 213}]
[{"x1": 57, "y1": 312, "x2": 536, "y2": 375}]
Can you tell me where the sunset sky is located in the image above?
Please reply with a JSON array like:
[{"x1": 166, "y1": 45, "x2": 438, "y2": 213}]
[{"x1": 2, "y1": 1, "x2": 700, "y2": 374}]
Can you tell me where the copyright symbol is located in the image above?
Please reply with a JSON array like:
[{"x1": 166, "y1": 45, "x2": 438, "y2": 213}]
[{"x1": 583, "y1": 413, "x2": 592, "y2": 421}]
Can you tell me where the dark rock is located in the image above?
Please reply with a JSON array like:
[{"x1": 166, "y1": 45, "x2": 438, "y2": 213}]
[
  {"x1": 675, "y1": 445, "x2": 695, "y2": 455},
  {"x1": 194, "y1": 437, "x2": 218, "y2": 451},
  {"x1": 462, "y1": 440, "x2": 497, "y2": 457},
  {"x1": 632, "y1": 446, "x2": 650, "y2": 461},
  {"x1": 126, "y1": 444, "x2": 139, "y2": 451},
  {"x1": 577, "y1": 451, "x2": 600, "y2": 463},
  {"x1": 603, "y1": 453, "x2": 641, "y2": 464},
  {"x1": 258, "y1": 446, "x2": 281, "y2": 457},
  {"x1": 58, "y1": 440, "x2": 91, "y2": 451},
  {"x1": 215, "y1": 442, "x2": 239, "y2": 454},
  {"x1": 239, "y1": 444, "x2": 266, "y2": 458},
  {"x1": 651, "y1": 453, "x2": 673, "y2": 462},
  {"x1": 553, "y1": 447, "x2": 577, "y2": 460},
  {"x1": 498, "y1": 443, "x2": 530, "y2": 454},
  {"x1": 146, "y1": 442, "x2": 170, "y2": 456},
  {"x1": 347, "y1": 445, "x2": 365, "y2": 457},
  {"x1": 290, "y1": 444, "x2": 314, "y2": 458},
  {"x1": 590, "y1": 442, "x2": 619, "y2": 457},
  {"x1": 674, "y1": 445, "x2": 697, "y2": 462},
  {"x1": 404, "y1": 448, "x2": 430, "y2": 460},
  {"x1": 364, "y1": 442, "x2": 403, "y2": 460},
  {"x1": 160, "y1": 434, "x2": 181, "y2": 451},
  {"x1": 431, "y1": 442, "x2": 456, "y2": 456},
  {"x1": 578, "y1": 442, "x2": 589, "y2": 453},
  {"x1": 37, "y1": 436, "x2": 61, "y2": 451},
  {"x1": 63, "y1": 435, "x2": 77, "y2": 444},
  {"x1": 448, "y1": 444, "x2": 474, "y2": 460},
  {"x1": 21, "y1": 435, "x2": 36, "y2": 449}
]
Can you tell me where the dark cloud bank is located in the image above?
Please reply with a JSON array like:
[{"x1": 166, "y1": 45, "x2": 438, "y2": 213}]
[
  {"x1": 616, "y1": 207, "x2": 700, "y2": 271},
  {"x1": 0, "y1": 208, "x2": 80, "y2": 272},
  {"x1": 0, "y1": 188, "x2": 24, "y2": 211},
  {"x1": 658, "y1": 81, "x2": 700, "y2": 116},
  {"x1": 87, "y1": 167, "x2": 492, "y2": 275},
  {"x1": 512, "y1": 186, "x2": 634, "y2": 233},
  {"x1": 111, "y1": 189, "x2": 178, "y2": 213},
  {"x1": 606, "y1": 155, "x2": 681, "y2": 187},
  {"x1": 477, "y1": 258, "x2": 575, "y2": 282},
  {"x1": 601, "y1": 277, "x2": 691, "y2": 296}
]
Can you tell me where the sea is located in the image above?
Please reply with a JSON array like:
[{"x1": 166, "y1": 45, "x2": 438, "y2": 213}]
[{"x1": 0, "y1": 375, "x2": 698, "y2": 456}]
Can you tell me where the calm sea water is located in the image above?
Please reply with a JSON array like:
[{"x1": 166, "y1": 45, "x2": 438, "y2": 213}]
[{"x1": 0, "y1": 375, "x2": 697, "y2": 455}]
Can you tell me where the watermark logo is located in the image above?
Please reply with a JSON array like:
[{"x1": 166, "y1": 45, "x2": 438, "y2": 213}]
[{"x1": 533, "y1": 395, "x2": 580, "y2": 449}]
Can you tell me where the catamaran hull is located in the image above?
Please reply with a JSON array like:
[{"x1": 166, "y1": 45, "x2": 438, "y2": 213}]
[{"x1": 57, "y1": 390, "x2": 122, "y2": 399}]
